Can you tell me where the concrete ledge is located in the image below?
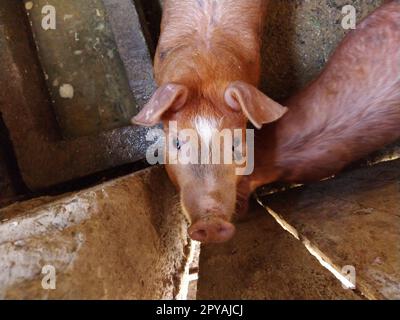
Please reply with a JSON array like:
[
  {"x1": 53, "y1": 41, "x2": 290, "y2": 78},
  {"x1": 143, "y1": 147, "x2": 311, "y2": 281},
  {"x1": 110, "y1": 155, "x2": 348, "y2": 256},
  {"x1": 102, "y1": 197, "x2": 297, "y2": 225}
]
[
  {"x1": 0, "y1": 166, "x2": 192, "y2": 299},
  {"x1": 258, "y1": 159, "x2": 400, "y2": 300}
]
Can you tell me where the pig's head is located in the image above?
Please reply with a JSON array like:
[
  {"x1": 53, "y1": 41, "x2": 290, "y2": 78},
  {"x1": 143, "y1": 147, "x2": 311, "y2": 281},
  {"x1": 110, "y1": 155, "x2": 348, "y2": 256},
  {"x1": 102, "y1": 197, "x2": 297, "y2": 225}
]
[{"x1": 132, "y1": 81, "x2": 287, "y2": 243}]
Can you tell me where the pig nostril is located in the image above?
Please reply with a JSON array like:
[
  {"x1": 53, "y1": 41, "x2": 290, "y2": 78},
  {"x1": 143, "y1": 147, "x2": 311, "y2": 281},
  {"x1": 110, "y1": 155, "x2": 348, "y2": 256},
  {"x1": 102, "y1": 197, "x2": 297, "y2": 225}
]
[
  {"x1": 189, "y1": 218, "x2": 235, "y2": 243},
  {"x1": 218, "y1": 226, "x2": 230, "y2": 238},
  {"x1": 216, "y1": 223, "x2": 235, "y2": 242},
  {"x1": 190, "y1": 228, "x2": 208, "y2": 242}
]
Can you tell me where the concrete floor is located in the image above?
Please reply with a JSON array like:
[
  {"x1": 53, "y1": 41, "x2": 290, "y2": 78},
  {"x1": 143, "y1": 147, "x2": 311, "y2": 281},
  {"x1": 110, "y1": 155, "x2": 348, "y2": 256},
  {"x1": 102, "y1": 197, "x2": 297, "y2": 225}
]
[
  {"x1": 259, "y1": 159, "x2": 400, "y2": 300},
  {"x1": 197, "y1": 203, "x2": 361, "y2": 300}
]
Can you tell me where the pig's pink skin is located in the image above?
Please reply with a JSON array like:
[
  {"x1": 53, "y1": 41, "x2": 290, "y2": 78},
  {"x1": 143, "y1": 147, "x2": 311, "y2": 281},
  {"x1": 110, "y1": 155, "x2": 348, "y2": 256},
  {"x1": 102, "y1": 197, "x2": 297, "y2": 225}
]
[
  {"x1": 155, "y1": 0, "x2": 267, "y2": 89},
  {"x1": 238, "y1": 1, "x2": 400, "y2": 207}
]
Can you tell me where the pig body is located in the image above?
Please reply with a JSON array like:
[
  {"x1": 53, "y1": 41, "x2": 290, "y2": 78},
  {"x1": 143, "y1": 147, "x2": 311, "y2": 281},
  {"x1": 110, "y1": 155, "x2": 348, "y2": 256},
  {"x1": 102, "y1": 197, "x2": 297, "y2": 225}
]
[
  {"x1": 238, "y1": 1, "x2": 400, "y2": 204},
  {"x1": 155, "y1": 0, "x2": 266, "y2": 89},
  {"x1": 133, "y1": 0, "x2": 289, "y2": 243}
]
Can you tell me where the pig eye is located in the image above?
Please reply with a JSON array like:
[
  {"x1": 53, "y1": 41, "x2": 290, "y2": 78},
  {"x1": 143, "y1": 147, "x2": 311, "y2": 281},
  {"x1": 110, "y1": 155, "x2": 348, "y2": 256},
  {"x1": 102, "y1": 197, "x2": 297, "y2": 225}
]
[
  {"x1": 232, "y1": 138, "x2": 241, "y2": 151},
  {"x1": 173, "y1": 137, "x2": 181, "y2": 150},
  {"x1": 233, "y1": 138, "x2": 243, "y2": 160}
]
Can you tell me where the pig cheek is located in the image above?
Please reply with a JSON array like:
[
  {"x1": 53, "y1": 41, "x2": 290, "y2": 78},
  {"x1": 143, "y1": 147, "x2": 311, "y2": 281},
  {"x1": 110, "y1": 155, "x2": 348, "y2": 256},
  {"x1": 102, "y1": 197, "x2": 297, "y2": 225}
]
[{"x1": 179, "y1": 187, "x2": 208, "y2": 222}]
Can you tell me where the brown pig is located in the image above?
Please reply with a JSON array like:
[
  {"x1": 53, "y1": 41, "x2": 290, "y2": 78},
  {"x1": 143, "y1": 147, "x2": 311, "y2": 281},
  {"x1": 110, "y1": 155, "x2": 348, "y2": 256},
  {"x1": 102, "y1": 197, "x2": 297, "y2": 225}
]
[
  {"x1": 132, "y1": 0, "x2": 288, "y2": 243},
  {"x1": 237, "y1": 0, "x2": 400, "y2": 212}
]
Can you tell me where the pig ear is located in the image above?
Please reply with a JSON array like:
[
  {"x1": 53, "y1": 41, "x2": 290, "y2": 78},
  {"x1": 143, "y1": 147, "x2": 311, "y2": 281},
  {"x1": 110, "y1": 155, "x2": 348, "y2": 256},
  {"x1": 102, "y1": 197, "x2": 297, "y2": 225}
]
[
  {"x1": 224, "y1": 81, "x2": 288, "y2": 129},
  {"x1": 131, "y1": 84, "x2": 189, "y2": 126}
]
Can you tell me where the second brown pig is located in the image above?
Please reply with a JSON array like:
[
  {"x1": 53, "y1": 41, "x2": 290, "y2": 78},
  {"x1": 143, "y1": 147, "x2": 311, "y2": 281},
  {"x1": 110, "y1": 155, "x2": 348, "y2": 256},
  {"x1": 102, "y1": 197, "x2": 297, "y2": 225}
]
[{"x1": 237, "y1": 0, "x2": 400, "y2": 213}]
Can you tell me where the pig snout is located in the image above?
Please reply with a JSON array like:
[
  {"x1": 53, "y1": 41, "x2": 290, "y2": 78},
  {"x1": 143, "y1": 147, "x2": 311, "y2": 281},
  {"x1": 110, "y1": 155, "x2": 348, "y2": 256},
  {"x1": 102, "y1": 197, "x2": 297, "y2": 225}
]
[
  {"x1": 181, "y1": 188, "x2": 237, "y2": 243},
  {"x1": 189, "y1": 217, "x2": 235, "y2": 243}
]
